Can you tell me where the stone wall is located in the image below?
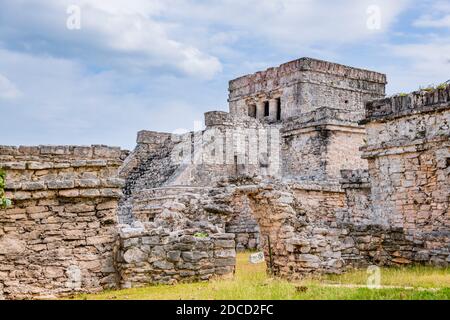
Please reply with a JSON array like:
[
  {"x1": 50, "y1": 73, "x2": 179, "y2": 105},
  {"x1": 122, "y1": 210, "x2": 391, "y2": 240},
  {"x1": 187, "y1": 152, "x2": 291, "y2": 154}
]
[
  {"x1": 225, "y1": 196, "x2": 261, "y2": 251},
  {"x1": 117, "y1": 228, "x2": 235, "y2": 287},
  {"x1": 0, "y1": 145, "x2": 127, "y2": 299},
  {"x1": 215, "y1": 181, "x2": 350, "y2": 278},
  {"x1": 115, "y1": 183, "x2": 238, "y2": 287},
  {"x1": 340, "y1": 170, "x2": 372, "y2": 225},
  {"x1": 281, "y1": 123, "x2": 367, "y2": 183},
  {"x1": 228, "y1": 57, "x2": 386, "y2": 120},
  {"x1": 360, "y1": 86, "x2": 450, "y2": 266}
]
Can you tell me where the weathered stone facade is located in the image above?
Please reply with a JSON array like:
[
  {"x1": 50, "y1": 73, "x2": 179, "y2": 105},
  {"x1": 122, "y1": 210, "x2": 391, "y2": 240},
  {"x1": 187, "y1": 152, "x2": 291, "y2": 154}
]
[
  {"x1": 1, "y1": 57, "x2": 449, "y2": 299},
  {"x1": 0, "y1": 145, "x2": 127, "y2": 299},
  {"x1": 361, "y1": 87, "x2": 450, "y2": 265}
]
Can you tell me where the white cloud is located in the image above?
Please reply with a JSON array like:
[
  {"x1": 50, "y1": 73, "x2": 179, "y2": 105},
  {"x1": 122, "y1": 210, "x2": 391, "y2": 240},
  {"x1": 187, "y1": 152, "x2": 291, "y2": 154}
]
[
  {"x1": 0, "y1": 0, "x2": 410, "y2": 78},
  {"x1": 414, "y1": 0, "x2": 450, "y2": 28},
  {"x1": 415, "y1": 16, "x2": 450, "y2": 28},
  {"x1": 382, "y1": 38, "x2": 450, "y2": 94},
  {"x1": 159, "y1": 0, "x2": 410, "y2": 50},
  {"x1": 0, "y1": 0, "x2": 223, "y2": 80},
  {"x1": 0, "y1": 74, "x2": 21, "y2": 100},
  {"x1": 0, "y1": 48, "x2": 219, "y2": 148},
  {"x1": 78, "y1": 1, "x2": 222, "y2": 79}
]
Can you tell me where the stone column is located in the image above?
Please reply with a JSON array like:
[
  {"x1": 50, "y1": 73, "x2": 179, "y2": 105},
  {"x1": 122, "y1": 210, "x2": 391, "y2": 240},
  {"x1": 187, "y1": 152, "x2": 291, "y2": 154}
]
[
  {"x1": 256, "y1": 101, "x2": 265, "y2": 120},
  {"x1": 269, "y1": 99, "x2": 278, "y2": 122}
]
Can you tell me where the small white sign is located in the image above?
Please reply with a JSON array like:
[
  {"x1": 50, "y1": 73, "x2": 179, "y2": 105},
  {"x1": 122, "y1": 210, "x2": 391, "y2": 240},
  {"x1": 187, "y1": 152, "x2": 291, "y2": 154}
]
[{"x1": 249, "y1": 252, "x2": 265, "y2": 264}]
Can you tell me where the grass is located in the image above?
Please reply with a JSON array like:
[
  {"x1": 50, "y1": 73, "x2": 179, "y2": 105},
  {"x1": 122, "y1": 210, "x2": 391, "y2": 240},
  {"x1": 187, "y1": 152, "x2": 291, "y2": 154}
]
[
  {"x1": 74, "y1": 252, "x2": 450, "y2": 300},
  {"x1": 418, "y1": 83, "x2": 449, "y2": 92}
]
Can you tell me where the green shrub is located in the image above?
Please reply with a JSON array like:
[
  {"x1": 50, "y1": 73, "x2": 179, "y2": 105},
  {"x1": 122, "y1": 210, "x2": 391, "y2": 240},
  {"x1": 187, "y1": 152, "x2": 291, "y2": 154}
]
[
  {"x1": 0, "y1": 169, "x2": 12, "y2": 209},
  {"x1": 194, "y1": 232, "x2": 209, "y2": 239},
  {"x1": 437, "y1": 83, "x2": 447, "y2": 90}
]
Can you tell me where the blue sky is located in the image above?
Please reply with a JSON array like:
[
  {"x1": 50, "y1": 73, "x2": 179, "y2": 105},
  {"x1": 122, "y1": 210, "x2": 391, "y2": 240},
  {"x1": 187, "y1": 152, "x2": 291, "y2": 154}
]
[{"x1": 0, "y1": 0, "x2": 449, "y2": 149}]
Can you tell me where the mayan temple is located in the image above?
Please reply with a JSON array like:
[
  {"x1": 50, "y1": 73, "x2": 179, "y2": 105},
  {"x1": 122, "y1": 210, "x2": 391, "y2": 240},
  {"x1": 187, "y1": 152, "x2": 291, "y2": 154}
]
[{"x1": 1, "y1": 57, "x2": 449, "y2": 299}]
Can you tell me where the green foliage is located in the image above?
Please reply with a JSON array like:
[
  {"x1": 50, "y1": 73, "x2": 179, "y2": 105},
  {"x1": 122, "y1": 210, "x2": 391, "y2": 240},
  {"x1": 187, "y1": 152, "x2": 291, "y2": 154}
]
[
  {"x1": 419, "y1": 83, "x2": 448, "y2": 92},
  {"x1": 0, "y1": 169, "x2": 12, "y2": 209},
  {"x1": 398, "y1": 93, "x2": 408, "y2": 97},
  {"x1": 437, "y1": 83, "x2": 448, "y2": 90},
  {"x1": 422, "y1": 86, "x2": 435, "y2": 92},
  {"x1": 194, "y1": 232, "x2": 209, "y2": 239}
]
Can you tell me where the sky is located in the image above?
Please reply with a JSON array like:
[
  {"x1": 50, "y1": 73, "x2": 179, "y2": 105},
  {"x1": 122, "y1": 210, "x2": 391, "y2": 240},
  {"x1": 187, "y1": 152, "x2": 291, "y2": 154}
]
[{"x1": 0, "y1": 0, "x2": 449, "y2": 149}]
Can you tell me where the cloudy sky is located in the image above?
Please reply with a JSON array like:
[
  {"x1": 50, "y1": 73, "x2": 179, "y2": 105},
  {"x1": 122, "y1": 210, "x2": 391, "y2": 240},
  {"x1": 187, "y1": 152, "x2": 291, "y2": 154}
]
[{"x1": 1, "y1": 0, "x2": 449, "y2": 149}]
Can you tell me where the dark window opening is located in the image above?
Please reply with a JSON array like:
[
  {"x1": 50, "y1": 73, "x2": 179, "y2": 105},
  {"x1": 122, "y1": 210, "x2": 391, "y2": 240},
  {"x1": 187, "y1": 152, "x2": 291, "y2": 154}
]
[
  {"x1": 264, "y1": 101, "x2": 270, "y2": 117},
  {"x1": 248, "y1": 104, "x2": 257, "y2": 118},
  {"x1": 276, "y1": 98, "x2": 281, "y2": 121}
]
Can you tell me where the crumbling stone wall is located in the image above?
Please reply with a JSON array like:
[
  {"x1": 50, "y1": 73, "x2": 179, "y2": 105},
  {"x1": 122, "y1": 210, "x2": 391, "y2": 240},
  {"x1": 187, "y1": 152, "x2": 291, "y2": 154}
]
[
  {"x1": 115, "y1": 185, "x2": 237, "y2": 287},
  {"x1": 340, "y1": 170, "x2": 372, "y2": 225},
  {"x1": 117, "y1": 229, "x2": 235, "y2": 287},
  {"x1": 336, "y1": 86, "x2": 450, "y2": 268},
  {"x1": 0, "y1": 145, "x2": 127, "y2": 299},
  {"x1": 359, "y1": 87, "x2": 450, "y2": 266},
  {"x1": 339, "y1": 170, "x2": 414, "y2": 267},
  {"x1": 225, "y1": 196, "x2": 261, "y2": 251},
  {"x1": 203, "y1": 180, "x2": 350, "y2": 279}
]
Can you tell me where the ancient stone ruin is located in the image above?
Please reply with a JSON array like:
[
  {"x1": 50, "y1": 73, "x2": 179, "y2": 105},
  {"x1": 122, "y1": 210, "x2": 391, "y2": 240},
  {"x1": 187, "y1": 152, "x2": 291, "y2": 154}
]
[{"x1": 0, "y1": 57, "x2": 449, "y2": 299}]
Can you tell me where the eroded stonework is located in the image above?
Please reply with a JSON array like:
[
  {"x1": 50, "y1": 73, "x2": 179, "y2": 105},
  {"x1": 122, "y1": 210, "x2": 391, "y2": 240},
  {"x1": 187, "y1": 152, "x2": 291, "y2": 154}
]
[
  {"x1": 0, "y1": 57, "x2": 449, "y2": 299},
  {"x1": 0, "y1": 146, "x2": 127, "y2": 299}
]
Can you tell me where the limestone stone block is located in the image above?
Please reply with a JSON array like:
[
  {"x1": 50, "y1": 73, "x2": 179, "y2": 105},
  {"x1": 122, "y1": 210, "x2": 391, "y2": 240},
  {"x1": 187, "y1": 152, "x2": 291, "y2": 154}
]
[
  {"x1": 27, "y1": 162, "x2": 54, "y2": 170},
  {"x1": 123, "y1": 248, "x2": 146, "y2": 264},
  {"x1": 59, "y1": 189, "x2": 80, "y2": 198},
  {"x1": 214, "y1": 249, "x2": 236, "y2": 258},
  {"x1": 153, "y1": 260, "x2": 174, "y2": 270},
  {"x1": 182, "y1": 251, "x2": 209, "y2": 262},
  {"x1": 214, "y1": 257, "x2": 235, "y2": 267},
  {"x1": 21, "y1": 182, "x2": 46, "y2": 191},
  {"x1": 0, "y1": 235, "x2": 26, "y2": 255},
  {"x1": 214, "y1": 240, "x2": 235, "y2": 249},
  {"x1": 167, "y1": 251, "x2": 181, "y2": 262},
  {"x1": 47, "y1": 180, "x2": 75, "y2": 190}
]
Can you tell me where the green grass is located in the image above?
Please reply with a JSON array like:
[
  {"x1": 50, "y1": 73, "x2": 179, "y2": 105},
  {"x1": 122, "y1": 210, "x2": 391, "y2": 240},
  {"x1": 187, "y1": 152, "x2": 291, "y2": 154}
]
[{"x1": 74, "y1": 253, "x2": 450, "y2": 300}]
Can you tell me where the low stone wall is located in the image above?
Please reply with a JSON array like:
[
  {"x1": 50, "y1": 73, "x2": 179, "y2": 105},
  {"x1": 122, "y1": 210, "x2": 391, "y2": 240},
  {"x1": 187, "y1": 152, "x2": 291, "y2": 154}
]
[
  {"x1": 114, "y1": 184, "x2": 237, "y2": 288},
  {"x1": 116, "y1": 227, "x2": 235, "y2": 287},
  {"x1": 0, "y1": 145, "x2": 126, "y2": 299}
]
